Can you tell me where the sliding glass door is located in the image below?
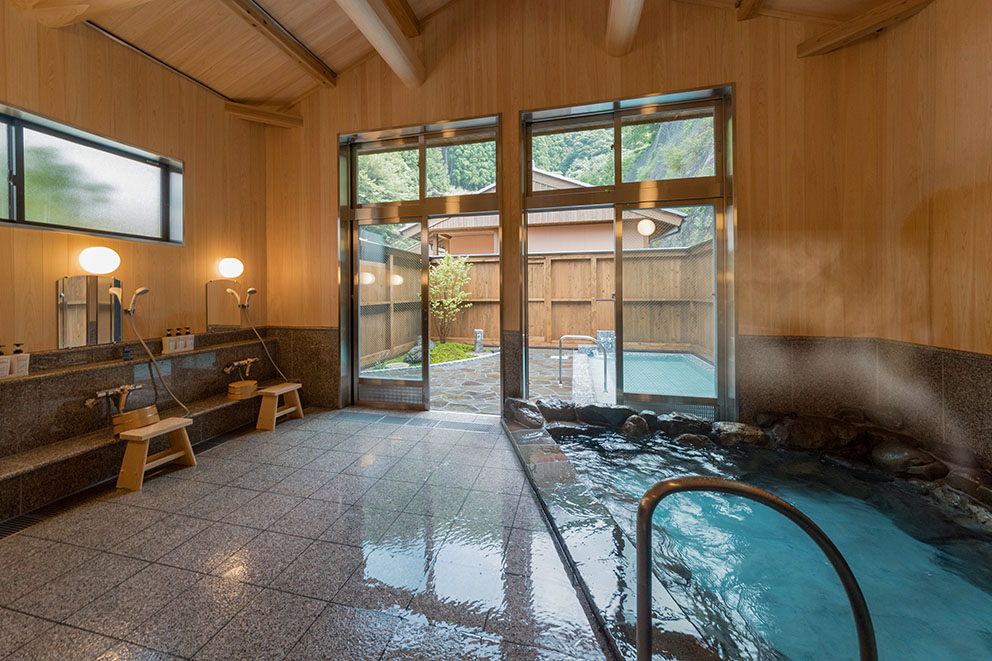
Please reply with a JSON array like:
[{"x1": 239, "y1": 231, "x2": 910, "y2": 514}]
[{"x1": 355, "y1": 217, "x2": 429, "y2": 408}]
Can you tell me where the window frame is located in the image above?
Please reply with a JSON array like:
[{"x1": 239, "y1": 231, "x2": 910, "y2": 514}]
[
  {"x1": 0, "y1": 105, "x2": 184, "y2": 245},
  {"x1": 523, "y1": 98, "x2": 725, "y2": 210}
]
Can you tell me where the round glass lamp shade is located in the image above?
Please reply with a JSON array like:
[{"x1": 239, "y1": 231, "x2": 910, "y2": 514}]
[
  {"x1": 636, "y1": 218, "x2": 656, "y2": 237},
  {"x1": 218, "y1": 258, "x2": 244, "y2": 278},
  {"x1": 390, "y1": 274, "x2": 404, "y2": 286},
  {"x1": 78, "y1": 246, "x2": 121, "y2": 275},
  {"x1": 359, "y1": 271, "x2": 376, "y2": 285}
]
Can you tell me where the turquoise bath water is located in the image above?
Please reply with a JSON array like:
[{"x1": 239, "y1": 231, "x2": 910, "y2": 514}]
[
  {"x1": 590, "y1": 352, "x2": 716, "y2": 398},
  {"x1": 558, "y1": 434, "x2": 992, "y2": 660}
]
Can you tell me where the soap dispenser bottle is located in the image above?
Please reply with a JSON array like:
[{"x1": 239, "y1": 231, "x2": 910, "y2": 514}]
[
  {"x1": 0, "y1": 346, "x2": 9, "y2": 378},
  {"x1": 12, "y1": 344, "x2": 29, "y2": 376}
]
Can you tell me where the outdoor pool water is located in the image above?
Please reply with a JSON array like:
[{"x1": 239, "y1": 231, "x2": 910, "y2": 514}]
[
  {"x1": 557, "y1": 433, "x2": 992, "y2": 660},
  {"x1": 588, "y1": 352, "x2": 715, "y2": 399}
]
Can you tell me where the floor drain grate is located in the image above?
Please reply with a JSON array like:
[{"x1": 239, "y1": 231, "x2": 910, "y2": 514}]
[{"x1": 0, "y1": 514, "x2": 46, "y2": 539}]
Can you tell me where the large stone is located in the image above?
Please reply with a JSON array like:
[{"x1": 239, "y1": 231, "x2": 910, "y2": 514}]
[
  {"x1": 710, "y1": 422, "x2": 770, "y2": 447},
  {"x1": 865, "y1": 406, "x2": 904, "y2": 431},
  {"x1": 545, "y1": 421, "x2": 599, "y2": 440},
  {"x1": 621, "y1": 415, "x2": 649, "y2": 438},
  {"x1": 945, "y1": 468, "x2": 992, "y2": 500},
  {"x1": 655, "y1": 412, "x2": 712, "y2": 437},
  {"x1": 832, "y1": 406, "x2": 866, "y2": 425},
  {"x1": 639, "y1": 410, "x2": 660, "y2": 431},
  {"x1": 871, "y1": 441, "x2": 947, "y2": 480},
  {"x1": 403, "y1": 344, "x2": 422, "y2": 364},
  {"x1": 536, "y1": 398, "x2": 576, "y2": 422},
  {"x1": 754, "y1": 412, "x2": 787, "y2": 428},
  {"x1": 503, "y1": 398, "x2": 544, "y2": 429},
  {"x1": 576, "y1": 403, "x2": 638, "y2": 429},
  {"x1": 768, "y1": 415, "x2": 860, "y2": 451},
  {"x1": 674, "y1": 433, "x2": 712, "y2": 448}
]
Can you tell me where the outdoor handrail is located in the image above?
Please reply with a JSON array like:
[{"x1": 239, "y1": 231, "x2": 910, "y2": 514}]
[
  {"x1": 636, "y1": 476, "x2": 877, "y2": 661},
  {"x1": 558, "y1": 334, "x2": 608, "y2": 392}
]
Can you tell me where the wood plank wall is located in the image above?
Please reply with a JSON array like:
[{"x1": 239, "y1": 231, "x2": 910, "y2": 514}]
[
  {"x1": 266, "y1": 0, "x2": 992, "y2": 357},
  {"x1": 0, "y1": 4, "x2": 268, "y2": 352}
]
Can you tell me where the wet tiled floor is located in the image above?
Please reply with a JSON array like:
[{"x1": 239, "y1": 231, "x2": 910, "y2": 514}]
[{"x1": 0, "y1": 408, "x2": 608, "y2": 660}]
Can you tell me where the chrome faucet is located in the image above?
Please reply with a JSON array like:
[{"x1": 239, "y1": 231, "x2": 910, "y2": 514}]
[
  {"x1": 224, "y1": 358, "x2": 259, "y2": 380},
  {"x1": 86, "y1": 384, "x2": 143, "y2": 412}
]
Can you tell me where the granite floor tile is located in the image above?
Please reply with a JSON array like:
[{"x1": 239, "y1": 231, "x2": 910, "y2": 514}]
[
  {"x1": 444, "y1": 445, "x2": 492, "y2": 467},
  {"x1": 115, "y1": 477, "x2": 219, "y2": 515},
  {"x1": 358, "y1": 478, "x2": 422, "y2": 512},
  {"x1": 458, "y1": 489, "x2": 518, "y2": 527},
  {"x1": 402, "y1": 442, "x2": 453, "y2": 464},
  {"x1": 381, "y1": 457, "x2": 437, "y2": 484},
  {"x1": 298, "y1": 432, "x2": 350, "y2": 450},
  {"x1": 115, "y1": 514, "x2": 212, "y2": 562},
  {"x1": 211, "y1": 530, "x2": 312, "y2": 586},
  {"x1": 0, "y1": 607, "x2": 53, "y2": 657},
  {"x1": 456, "y1": 432, "x2": 500, "y2": 450},
  {"x1": 0, "y1": 535, "x2": 52, "y2": 570},
  {"x1": 7, "y1": 623, "x2": 117, "y2": 661},
  {"x1": 269, "y1": 445, "x2": 330, "y2": 468},
  {"x1": 0, "y1": 541, "x2": 98, "y2": 606},
  {"x1": 503, "y1": 526, "x2": 564, "y2": 577},
  {"x1": 473, "y1": 466, "x2": 526, "y2": 495},
  {"x1": 96, "y1": 642, "x2": 184, "y2": 660},
  {"x1": 267, "y1": 429, "x2": 317, "y2": 446},
  {"x1": 305, "y1": 449, "x2": 364, "y2": 473},
  {"x1": 11, "y1": 551, "x2": 148, "y2": 621},
  {"x1": 222, "y1": 492, "x2": 303, "y2": 529},
  {"x1": 287, "y1": 603, "x2": 401, "y2": 661},
  {"x1": 409, "y1": 560, "x2": 504, "y2": 628},
  {"x1": 427, "y1": 463, "x2": 483, "y2": 490},
  {"x1": 485, "y1": 449, "x2": 523, "y2": 470},
  {"x1": 332, "y1": 558, "x2": 422, "y2": 613},
  {"x1": 513, "y1": 493, "x2": 548, "y2": 531},
  {"x1": 26, "y1": 501, "x2": 167, "y2": 551},
  {"x1": 126, "y1": 574, "x2": 261, "y2": 657},
  {"x1": 339, "y1": 435, "x2": 388, "y2": 453},
  {"x1": 371, "y1": 437, "x2": 421, "y2": 457},
  {"x1": 226, "y1": 463, "x2": 297, "y2": 491},
  {"x1": 180, "y1": 485, "x2": 259, "y2": 521},
  {"x1": 269, "y1": 468, "x2": 335, "y2": 498},
  {"x1": 165, "y1": 457, "x2": 256, "y2": 486},
  {"x1": 319, "y1": 505, "x2": 400, "y2": 548},
  {"x1": 269, "y1": 540, "x2": 363, "y2": 601},
  {"x1": 224, "y1": 440, "x2": 295, "y2": 464},
  {"x1": 158, "y1": 521, "x2": 259, "y2": 573},
  {"x1": 308, "y1": 473, "x2": 376, "y2": 506},
  {"x1": 403, "y1": 484, "x2": 470, "y2": 521},
  {"x1": 385, "y1": 425, "x2": 431, "y2": 441},
  {"x1": 268, "y1": 497, "x2": 347, "y2": 539},
  {"x1": 65, "y1": 563, "x2": 201, "y2": 638},
  {"x1": 193, "y1": 588, "x2": 325, "y2": 661},
  {"x1": 342, "y1": 453, "x2": 401, "y2": 479}
]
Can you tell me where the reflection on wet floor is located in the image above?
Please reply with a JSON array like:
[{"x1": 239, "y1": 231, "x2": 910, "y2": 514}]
[{"x1": 0, "y1": 408, "x2": 607, "y2": 660}]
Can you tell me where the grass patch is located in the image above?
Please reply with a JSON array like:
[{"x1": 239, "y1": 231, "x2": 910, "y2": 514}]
[{"x1": 430, "y1": 342, "x2": 474, "y2": 364}]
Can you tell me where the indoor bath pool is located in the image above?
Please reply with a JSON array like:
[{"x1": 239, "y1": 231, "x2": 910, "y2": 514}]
[{"x1": 557, "y1": 433, "x2": 992, "y2": 660}]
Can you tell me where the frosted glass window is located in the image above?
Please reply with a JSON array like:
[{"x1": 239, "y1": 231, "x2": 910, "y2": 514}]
[{"x1": 23, "y1": 128, "x2": 163, "y2": 237}]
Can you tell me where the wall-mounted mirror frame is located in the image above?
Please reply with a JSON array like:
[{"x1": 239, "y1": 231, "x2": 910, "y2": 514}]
[
  {"x1": 206, "y1": 279, "x2": 242, "y2": 330},
  {"x1": 56, "y1": 275, "x2": 122, "y2": 349}
]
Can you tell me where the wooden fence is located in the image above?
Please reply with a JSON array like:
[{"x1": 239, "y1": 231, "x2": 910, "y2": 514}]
[{"x1": 358, "y1": 244, "x2": 713, "y2": 369}]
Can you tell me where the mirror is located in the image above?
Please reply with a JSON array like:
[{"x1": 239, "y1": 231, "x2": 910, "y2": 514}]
[
  {"x1": 57, "y1": 275, "x2": 122, "y2": 349},
  {"x1": 206, "y1": 279, "x2": 241, "y2": 330}
]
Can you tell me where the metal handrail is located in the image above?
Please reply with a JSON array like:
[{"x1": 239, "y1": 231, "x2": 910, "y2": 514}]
[
  {"x1": 558, "y1": 334, "x2": 608, "y2": 392},
  {"x1": 636, "y1": 476, "x2": 877, "y2": 661}
]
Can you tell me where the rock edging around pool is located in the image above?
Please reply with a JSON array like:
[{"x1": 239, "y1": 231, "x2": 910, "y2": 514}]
[{"x1": 503, "y1": 397, "x2": 992, "y2": 532}]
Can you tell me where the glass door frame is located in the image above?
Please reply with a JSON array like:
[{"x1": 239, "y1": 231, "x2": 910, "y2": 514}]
[
  {"x1": 521, "y1": 87, "x2": 736, "y2": 419},
  {"x1": 352, "y1": 209, "x2": 430, "y2": 409},
  {"x1": 341, "y1": 116, "x2": 501, "y2": 410},
  {"x1": 613, "y1": 198, "x2": 728, "y2": 416}
]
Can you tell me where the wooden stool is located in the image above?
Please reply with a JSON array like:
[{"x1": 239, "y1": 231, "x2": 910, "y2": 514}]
[
  {"x1": 257, "y1": 382, "x2": 304, "y2": 431},
  {"x1": 116, "y1": 417, "x2": 196, "y2": 491}
]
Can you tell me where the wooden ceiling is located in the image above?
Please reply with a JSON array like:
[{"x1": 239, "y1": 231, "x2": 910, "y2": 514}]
[
  {"x1": 89, "y1": 0, "x2": 449, "y2": 106},
  {"x1": 12, "y1": 0, "x2": 924, "y2": 111}
]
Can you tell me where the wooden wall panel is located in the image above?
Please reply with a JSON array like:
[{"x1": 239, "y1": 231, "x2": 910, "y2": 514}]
[
  {"x1": 0, "y1": 6, "x2": 268, "y2": 352},
  {"x1": 265, "y1": 0, "x2": 992, "y2": 356}
]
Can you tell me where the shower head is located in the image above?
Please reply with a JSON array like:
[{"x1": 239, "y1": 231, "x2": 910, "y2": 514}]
[
  {"x1": 244, "y1": 287, "x2": 258, "y2": 308},
  {"x1": 128, "y1": 287, "x2": 149, "y2": 315},
  {"x1": 226, "y1": 288, "x2": 241, "y2": 307}
]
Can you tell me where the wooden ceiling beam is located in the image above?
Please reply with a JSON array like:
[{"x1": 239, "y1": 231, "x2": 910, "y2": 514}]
[
  {"x1": 735, "y1": 0, "x2": 763, "y2": 22},
  {"x1": 335, "y1": 0, "x2": 425, "y2": 88},
  {"x1": 10, "y1": 0, "x2": 156, "y2": 28},
  {"x1": 225, "y1": 101, "x2": 303, "y2": 128},
  {"x1": 216, "y1": 0, "x2": 337, "y2": 87},
  {"x1": 382, "y1": 0, "x2": 419, "y2": 38},
  {"x1": 797, "y1": 0, "x2": 934, "y2": 57},
  {"x1": 605, "y1": 0, "x2": 644, "y2": 57}
]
